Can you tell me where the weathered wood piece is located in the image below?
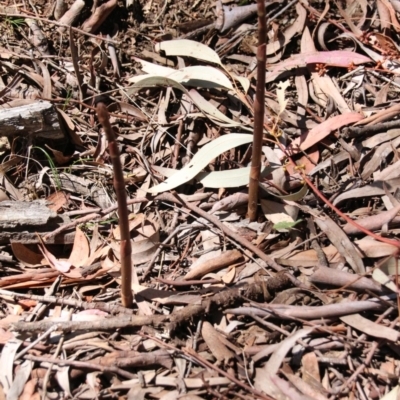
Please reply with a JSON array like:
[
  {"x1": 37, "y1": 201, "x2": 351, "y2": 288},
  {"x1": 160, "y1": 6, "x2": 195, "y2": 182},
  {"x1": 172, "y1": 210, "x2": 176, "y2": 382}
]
[
  {"x1": 58, "y1": 173, "x2": 110, "y2": 208},
  {"x1": 0, "y1": 101, "x2": 64, "y2": 139},
  {"x1": 0, "y1": 200, "x2": 74, "y2": 244}
]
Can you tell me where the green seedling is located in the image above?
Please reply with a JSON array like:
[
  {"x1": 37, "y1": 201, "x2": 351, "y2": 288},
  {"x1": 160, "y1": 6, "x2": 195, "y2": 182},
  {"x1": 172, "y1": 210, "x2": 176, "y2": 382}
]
[
  {"x1": 273, "y1": 219, "x2": 303, "y2": 232},
  {"x1": 63, "y1": 87, "x2": 73, "y2": 111},
  {"x1": 81, "y1": 218, "x2": 118, "y2": 229},
  {"x1": 3, "y1": 17, "x2": 25, "y2": 32}
]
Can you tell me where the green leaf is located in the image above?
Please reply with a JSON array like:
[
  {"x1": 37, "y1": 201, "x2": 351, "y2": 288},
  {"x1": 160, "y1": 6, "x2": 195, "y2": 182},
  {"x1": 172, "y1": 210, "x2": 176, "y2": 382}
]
[{"x1": 273, "y1": 219, "x2": 303, "y2": 231}]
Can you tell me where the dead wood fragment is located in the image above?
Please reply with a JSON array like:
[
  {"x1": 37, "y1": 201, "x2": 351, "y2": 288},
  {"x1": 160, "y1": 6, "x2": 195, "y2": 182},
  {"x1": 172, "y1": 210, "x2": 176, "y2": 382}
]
[
  {"x1": 344, "y1": 118, "x2": 400, "y2": 138},
  {"x1": 56, "y1": 0, "x2": 85, "y2": 32},
  {"x1": 82, "y1": 0, "x2": 118, "y2": 33},
  {"x1": 24, "y1": 354, "x2": 136, "y2": 380},
  {"x1": 0, "y1": 290, "x2": 134, "y2": 315},
  {"x1": 215, "y1": 1, "x2": 267, "y2": 32},
  {"x1": 54, "y1": 0, "x2": 67, "y2": 20},
  {"x1": 12, "y1": 275, "x2": 293, "y2": 333},
  {"x1": 0, "y1": 101, "x2": 63, "y2": 139},
  {"x1": 95, "y1": 349, "x2": 173, "y2": 369},
  {"x1": 0, "y1": 200, "x2": 57, "y2": 228},
  {"x1": 0, "y1": 201, "x2": 73, "y2": 244},
  {"x1": 26, "y1": 19, "x2": 50, "y2": 55}
]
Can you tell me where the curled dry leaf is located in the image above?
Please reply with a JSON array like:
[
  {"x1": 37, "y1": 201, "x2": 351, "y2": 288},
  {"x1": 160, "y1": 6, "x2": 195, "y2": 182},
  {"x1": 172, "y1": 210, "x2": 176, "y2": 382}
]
[{"x1": 183, "y1": 249, "x2": 243, "y2": 280}]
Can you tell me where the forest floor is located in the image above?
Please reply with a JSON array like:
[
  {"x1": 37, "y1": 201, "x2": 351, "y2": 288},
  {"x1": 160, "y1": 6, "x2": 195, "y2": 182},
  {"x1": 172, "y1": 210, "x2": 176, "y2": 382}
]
[{"x1": 0, "y1": 0, "x2": 400, "y2": 399}]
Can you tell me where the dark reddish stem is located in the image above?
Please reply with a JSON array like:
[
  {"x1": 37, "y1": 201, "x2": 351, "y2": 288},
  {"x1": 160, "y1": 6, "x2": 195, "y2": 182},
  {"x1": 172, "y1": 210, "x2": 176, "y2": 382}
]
[
  {"x1": 96, "y1": 101, "x2": 133, "y2": 308},
  {"x1": 247, "y1": 0, "x2": 266, "y2": 221}
]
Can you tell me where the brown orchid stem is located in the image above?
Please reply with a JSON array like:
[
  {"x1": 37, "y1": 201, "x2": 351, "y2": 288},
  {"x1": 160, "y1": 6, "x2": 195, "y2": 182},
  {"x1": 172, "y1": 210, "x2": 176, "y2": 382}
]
[
  {"x1": 96, "y1": 100, "x2": 133, "y2": 308},
  {"x1": 247, "y1": 0, "x2": 266, "y2": 221}
]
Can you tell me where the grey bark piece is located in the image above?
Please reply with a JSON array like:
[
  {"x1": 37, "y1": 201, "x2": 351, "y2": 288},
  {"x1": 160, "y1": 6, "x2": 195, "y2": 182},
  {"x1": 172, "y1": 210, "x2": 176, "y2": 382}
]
[
  {"x1": 0, "y1": 200, "x2": 74, "y2": 244},
  {"x1": 0, "y1": 101, "x2": 64, "y2": 139},
  {"x1": 0, "y1": 200, "x2": 56, "y2": 228},
  {"x1": 58, "y1": 172, "x2": 111, "y2": 208},
  {"x1": 3, "y1": 231, "x2": 75, "y2": 244}
]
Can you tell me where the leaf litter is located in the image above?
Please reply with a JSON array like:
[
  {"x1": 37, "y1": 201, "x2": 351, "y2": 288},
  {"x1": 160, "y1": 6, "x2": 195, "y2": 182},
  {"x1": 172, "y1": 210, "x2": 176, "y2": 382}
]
[{"x1": 0, "y1": 0, "x2": 400, "y2": 399}]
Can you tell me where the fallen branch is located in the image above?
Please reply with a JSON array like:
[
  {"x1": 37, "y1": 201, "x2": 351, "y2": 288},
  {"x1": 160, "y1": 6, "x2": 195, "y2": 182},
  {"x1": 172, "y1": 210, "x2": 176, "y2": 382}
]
[{"x1": 12, "y1": 276, "x2": 292, "y2": 333}]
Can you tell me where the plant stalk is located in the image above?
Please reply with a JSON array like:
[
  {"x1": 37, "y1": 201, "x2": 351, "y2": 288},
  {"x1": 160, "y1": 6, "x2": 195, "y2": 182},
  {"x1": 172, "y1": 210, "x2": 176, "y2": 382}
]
[
  {"x1": 96, "y1": 100, "x2": 133, "y2": 308},
  {"x1": 247, "y1": 0, "x2": 267, "y2": 221}
]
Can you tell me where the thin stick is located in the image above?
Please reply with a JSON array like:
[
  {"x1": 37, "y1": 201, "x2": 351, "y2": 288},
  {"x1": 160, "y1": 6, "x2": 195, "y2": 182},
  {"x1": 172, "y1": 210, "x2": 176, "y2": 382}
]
[
  {"x1": 247, "y1": 0, "x2": 266, "y2": 221},
  {"x1": 95, "y1": 99, "x2": 133, "y2": 308}
]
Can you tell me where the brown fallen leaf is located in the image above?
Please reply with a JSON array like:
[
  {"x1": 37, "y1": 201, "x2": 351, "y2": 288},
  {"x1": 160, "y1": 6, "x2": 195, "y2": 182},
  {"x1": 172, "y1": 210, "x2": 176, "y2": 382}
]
[
  {"x1": 202, "y1": 321, "x2": 235, "y2": 366},
  {"x1": 343, "y1": 204, "x2": 400, "y2": 235},
  {"x1": 183, "y1": 249, "x2": 243, "y2": 280}
]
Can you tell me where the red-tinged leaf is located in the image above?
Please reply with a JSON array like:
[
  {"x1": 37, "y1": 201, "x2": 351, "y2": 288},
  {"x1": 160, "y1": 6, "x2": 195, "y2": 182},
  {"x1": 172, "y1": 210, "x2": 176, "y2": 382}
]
[
  {"x1": 18, "y1": 300, "x2": 38, "y2": 309},
  {"x1": 38, "y1": 241, "x2": 71, "y2": 273},
  {"x1": 10, "y1": 243, "x2": 43, "y2": 267},
  {"x1": 68, "y1": 227, "x2": 90, "y2": 267},
  {"x1": 46, "y1": 191, "x2": 69, "y2": 212},
  {"x1": 288, "y1": 113, "x2": 363, "y2": 154},
  {"x1": 266, "y1": 51, "x2": 371, "y2": 82}
]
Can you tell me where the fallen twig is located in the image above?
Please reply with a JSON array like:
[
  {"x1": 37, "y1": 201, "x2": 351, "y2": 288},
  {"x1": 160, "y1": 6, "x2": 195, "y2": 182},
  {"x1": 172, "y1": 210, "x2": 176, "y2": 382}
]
[{"x1": 12, "y1": 276, "x2": 293, "y2": 333}]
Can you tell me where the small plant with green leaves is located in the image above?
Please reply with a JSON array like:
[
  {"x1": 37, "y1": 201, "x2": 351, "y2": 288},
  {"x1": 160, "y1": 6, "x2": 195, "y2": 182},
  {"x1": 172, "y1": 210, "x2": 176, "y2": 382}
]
[
  {"x1": 33, "y1": 147, "x2": 62, "y2": 191},
  {"x1": 63, "y1": 87, "x2": 73, "y2": 111},
  {"x1": 273, "y1": 219, "x2": 303, "y2": 232},
  {"x1": 3, "y1": 17, "x2": 25, "y2": 32}
]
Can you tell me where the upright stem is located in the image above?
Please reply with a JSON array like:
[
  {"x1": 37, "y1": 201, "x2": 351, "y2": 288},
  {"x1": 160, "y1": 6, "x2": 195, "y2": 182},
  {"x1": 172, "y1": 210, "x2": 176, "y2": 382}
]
[
  {"x1": 96, "y1": 100, "x2": 133, "y2": 308},
  {"x1": 247, "y1": 0, "x2": 267, "y2": 221}
]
